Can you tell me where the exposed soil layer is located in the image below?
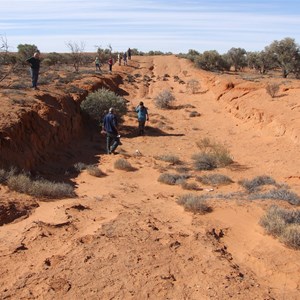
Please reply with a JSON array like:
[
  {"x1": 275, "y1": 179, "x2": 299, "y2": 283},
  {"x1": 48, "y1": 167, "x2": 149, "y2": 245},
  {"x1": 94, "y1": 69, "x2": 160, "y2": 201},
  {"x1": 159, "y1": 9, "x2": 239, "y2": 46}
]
[{"x1": 0, "y1": 56, "x2": 299, "y2": 299}]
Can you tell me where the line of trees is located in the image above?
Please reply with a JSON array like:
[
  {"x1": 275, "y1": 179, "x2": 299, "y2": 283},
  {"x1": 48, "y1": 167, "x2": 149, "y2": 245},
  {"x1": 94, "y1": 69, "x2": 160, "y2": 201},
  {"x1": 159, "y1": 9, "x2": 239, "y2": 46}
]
[
  {"x1": 180, "y1": 37, "x2": 300, "y2": 78},
  {"x1": 1, "y1": 36, "x2": 300, "y2": 79}
]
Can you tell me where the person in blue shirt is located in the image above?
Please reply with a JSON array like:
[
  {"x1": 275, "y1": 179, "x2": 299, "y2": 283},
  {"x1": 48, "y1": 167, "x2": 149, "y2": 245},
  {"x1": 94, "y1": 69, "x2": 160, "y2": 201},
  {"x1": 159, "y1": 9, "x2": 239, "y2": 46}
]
[
  {"x1": 135, "y1": 101, "x2": 149, "y2": 135},
  {"x1": 102, "y1": 107, "x2": 121, "y2": 154}
]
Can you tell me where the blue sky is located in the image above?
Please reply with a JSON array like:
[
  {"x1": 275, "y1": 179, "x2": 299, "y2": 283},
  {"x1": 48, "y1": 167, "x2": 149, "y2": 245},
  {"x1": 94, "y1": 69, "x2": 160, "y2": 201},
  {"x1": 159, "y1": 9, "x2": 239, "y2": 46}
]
[{"x1": 1, "y1": 0, "x2": 300, "y2": 54}]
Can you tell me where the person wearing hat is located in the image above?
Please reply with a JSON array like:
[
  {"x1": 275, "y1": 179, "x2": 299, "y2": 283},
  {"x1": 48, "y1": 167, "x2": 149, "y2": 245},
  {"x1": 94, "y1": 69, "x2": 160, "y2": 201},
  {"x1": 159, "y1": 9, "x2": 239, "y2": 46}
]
[
  {"x1": 135, "y1": 101, "x2": 149, "y2": 135},
  {"x1": 102, "y1": 107, "x2": 121, "y2": 154}
]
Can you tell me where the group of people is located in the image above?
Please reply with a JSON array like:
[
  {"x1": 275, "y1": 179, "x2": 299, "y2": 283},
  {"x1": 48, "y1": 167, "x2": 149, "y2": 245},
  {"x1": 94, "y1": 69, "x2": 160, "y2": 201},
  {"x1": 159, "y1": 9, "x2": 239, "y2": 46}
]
[
  {"x1": 94, "y1": 48, "x2": 132, "y2": 74},
  {"x1": 102, "y1": 101, "x2": 149, "y2": 155}
]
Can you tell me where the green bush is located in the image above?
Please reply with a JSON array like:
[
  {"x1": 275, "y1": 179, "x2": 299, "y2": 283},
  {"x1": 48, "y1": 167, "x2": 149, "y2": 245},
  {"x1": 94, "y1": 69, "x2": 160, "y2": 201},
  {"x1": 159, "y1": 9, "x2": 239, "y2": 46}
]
[
  {"x1": 80, "y1": 88, "x2": 127, "y2": 123},
  {"x1": 154, "y1": 89, "x2": 175, "y2": 109}
]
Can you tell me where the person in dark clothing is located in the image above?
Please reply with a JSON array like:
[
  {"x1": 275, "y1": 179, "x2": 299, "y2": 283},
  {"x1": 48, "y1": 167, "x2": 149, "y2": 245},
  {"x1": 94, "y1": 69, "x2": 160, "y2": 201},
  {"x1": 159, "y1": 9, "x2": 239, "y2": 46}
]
[
  {"x1": 135, "y1": 101, "x2": 149, "y2": 135},
  {"x1": 108, "y1": 57, "x2": 113, "y2": 73},
  {"x1": 26, "y1": 52, "x2": 40, "y2": 90},
  {"x1": 102, "y1": 107, "x2": 121, "y2": 154},
  {"x1": 127, "y1": 48, "x2": 132, "y2": 60}
]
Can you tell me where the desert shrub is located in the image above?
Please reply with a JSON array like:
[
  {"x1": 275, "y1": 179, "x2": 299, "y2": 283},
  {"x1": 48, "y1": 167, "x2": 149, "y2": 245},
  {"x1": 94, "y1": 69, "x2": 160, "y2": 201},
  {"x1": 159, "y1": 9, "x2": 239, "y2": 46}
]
[
  {"x1": 154, "y1": 89, "x2": 175, "y2": 109},
  {"x1": 114, "y1": 158, "x2": 134, "y2": 171},
  {"x1": 250, "y1": 188, "x2": 300, "y2": 205},
  {"x1": 238, "y1": 175, "x2": 277, "y2": 192},
  {"x1": 177, "y1": 194, "x2": 212, "y2": 214},
  {"x1": 86, "y1": 165, "x2": 106, "y2": 177},
  {"x1": 81, "y1": 88, "x2": 127, "y2": 123},
  {"x1": 266, "y1": 83, "x2": 280, "y2": 98},
  {"x1": 197, "y1": 174, "x2": 233, "y2": 186},
  {"x1": 6, "y1": 173, "x2": 75, "y2": 198},
  {"x1": 186, "y1": 79, "x2": 201, "y2": 94},
  {"x1": 154, "y1": 154, "x2": 181, "y2": 165},
  {"x1": 194, "y1": 138, "x2": 233, "y2": 169},
  {"x1": 260, "y1": 205, "x2": 300, "y2": 249},
  {"x1": 181, "y1": 181, "x2": 200, "y2": 191},
  {"x1": 192, "y1": 153, "x2": 218, "y2": 170},
  {"x1": 158, "y1": 173, "x2": 189, "y2": 185}
]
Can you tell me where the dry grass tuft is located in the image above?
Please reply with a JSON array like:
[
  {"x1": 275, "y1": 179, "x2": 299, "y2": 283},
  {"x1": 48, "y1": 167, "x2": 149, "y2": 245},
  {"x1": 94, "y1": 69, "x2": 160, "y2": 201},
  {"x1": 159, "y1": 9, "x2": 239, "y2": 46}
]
[
  {"x1": 260, "y1": 205, "x2": 300, "y2": 249},
  {"x1": 266, "y1": 83, "x2": 280, "y2": 98},
  {"x1": 197, "y1": 174, "x2": 233, "y2": 186},
  {"x1": 154, "y1": 154, "x2": 181, "y2": 165},
  {"x1": 158, "y1": 173, "x2": 189, "y2": 185},
  {"x1": 6, "y1": 173, "x2": 75, "y2": 199},
  {"x1": 114, "y1": 158, "x2": 135, "y2": 171},
  {"x1": 177, "y1": 194, "x2": 212, "y2": 214},
  {"x1": 86, "y1": 165, "x2": 106, "y2": 177}
]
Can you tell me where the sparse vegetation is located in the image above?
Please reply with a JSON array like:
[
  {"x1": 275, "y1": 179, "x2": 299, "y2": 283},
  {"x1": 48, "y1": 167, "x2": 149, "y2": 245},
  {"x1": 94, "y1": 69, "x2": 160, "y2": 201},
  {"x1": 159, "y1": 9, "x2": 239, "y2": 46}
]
[
  {"x1": 238, "y1": 175, "x2": 277, "y2": 192},
  {"x1": 6, "y1": 173, "x2": 75, "y2": 199},
  {"x1": 193, "y1": 138, "x2": 233, "y2": 169},
  {"x1": 186, "y1": 79, "x2": 201, "y2": 94},
  {"x1": 181, "y1": 181, "x2": 200, "y2": 191},
  {"x1": 114, "y1": 158, "x2": 134, "y2": 171},
  {"x1": 154, "y1": 154, "x2": 181, "y2": 165},
  {"x1": 177, "y1": 194, "x2": 212, "y2": 214},
  {"x1": 266, "y1": 83, "x2": 280, "y2": 98},
  {"x1": 197, "y1": 174, "x2": 233, "y2": 186},
  {"x1": 260, "y1": 205, "x2": 300, "y2": 249},
  {"x1": 86, "y1": 165, "x2": 106, "y2": 177},
  {"x1": 158, "y1": 173, "x2": 189, "y2": 185},
  {"x1": 249, "y1": 188, "x2": 300, "y2": 205},
  {"x1": 154, "y1": 89, "x2": 175, "y2": 109}
]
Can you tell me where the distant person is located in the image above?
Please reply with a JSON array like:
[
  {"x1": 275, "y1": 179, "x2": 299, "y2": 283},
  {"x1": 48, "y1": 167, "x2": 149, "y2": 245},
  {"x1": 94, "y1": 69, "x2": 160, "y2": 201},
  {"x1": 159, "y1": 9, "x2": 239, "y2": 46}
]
[
  {"x1": 123, "y1": 52, "x2": 127, "y2": 65},
  {"x1": 127, "y1": 48, "x2": 132, "y2": 60},
  {"x1": 117, "y1": 53, "x2": 122, "y2": 66},
  {"x1": 135, "y1": 101, "x2": 149, "y2": 135},
  {"x1": 26, "y1": 51, "x2": 40, "y2": 90},
  {"x1": 108, "y1": 57, "x2": 113, "y2": 73},
  {"x1": 95, "y1": 56, "x2": 101, "y2": 72},
  {"x1": 102, "y1": 107, "x2": 121, "y2": 154}
]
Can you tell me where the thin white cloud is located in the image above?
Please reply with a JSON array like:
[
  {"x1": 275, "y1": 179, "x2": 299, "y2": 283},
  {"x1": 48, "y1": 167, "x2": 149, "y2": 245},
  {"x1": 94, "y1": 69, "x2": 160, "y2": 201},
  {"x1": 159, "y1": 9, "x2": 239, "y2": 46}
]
[{"x1": 1, "y1": 0, "x2": 300, "y2": 53}]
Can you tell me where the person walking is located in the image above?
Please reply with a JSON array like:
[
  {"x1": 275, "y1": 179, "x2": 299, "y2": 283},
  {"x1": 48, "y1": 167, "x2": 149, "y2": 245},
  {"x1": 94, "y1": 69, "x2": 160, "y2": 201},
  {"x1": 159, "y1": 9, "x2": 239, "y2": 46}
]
[
  {"x1": 95, "y1": 56, "x2": 101, "y2": 72},
  {"x1": 108, "y1": 57, "x2": 113, "y2": 73},
  {"x1": 123, "y1": 52, "x2": 127, "y2": 66},
  {"x1": 26, "y1": 51, "x2": 40, "y2": 90},
  {"x1": 135, "y1": 101, "x2": 149, "y2": 135},
  {"x1": 102, "y1": 107, "x2": 121, "y2": 154},
  {"x1": 127, "y1": 48, "x2": 132, "y2": 60},
  {"x1": 117, "y1": 53, "x2": 122, "y2": 66}
]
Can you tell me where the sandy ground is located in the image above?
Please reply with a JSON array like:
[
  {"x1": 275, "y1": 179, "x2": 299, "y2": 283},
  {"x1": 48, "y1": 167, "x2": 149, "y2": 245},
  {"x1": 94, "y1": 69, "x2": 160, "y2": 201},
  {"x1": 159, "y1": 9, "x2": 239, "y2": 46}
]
[{"x1": 0, "y1": 55, "x2": 300, "y2": 299}]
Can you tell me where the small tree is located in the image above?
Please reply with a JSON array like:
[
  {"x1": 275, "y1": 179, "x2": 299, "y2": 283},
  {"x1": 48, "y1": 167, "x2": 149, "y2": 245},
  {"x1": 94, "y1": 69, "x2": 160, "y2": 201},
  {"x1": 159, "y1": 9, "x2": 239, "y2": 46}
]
[
  {"x1": 17, "y1": 43, "x2": 38, "y2": 63},
  {"x1": 66, "y1": 41, "x2": 85, "y2": 72},
  {"x1": 227, "y1": 47, "x2": 247, "y2": 71},
  {"x1": 265, "y1": 37, "x2": 300, "y2": 78}
]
